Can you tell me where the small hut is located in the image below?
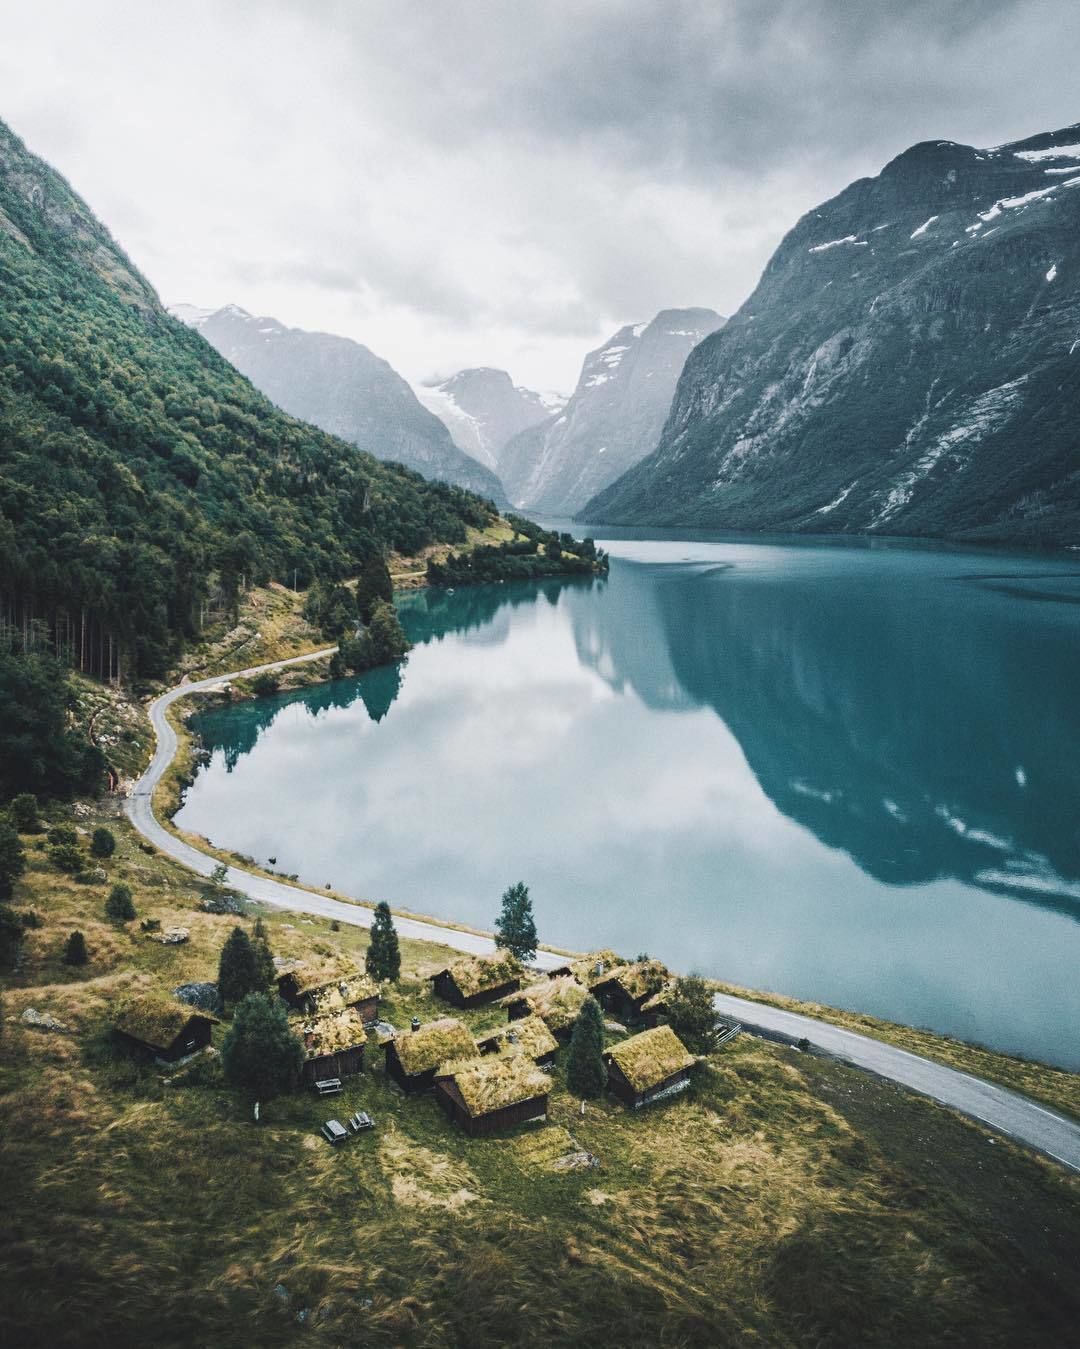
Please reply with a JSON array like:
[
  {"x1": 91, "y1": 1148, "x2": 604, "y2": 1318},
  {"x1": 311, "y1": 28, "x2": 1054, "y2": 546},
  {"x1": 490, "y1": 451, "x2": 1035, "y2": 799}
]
[
  {"x1": 604, "y1": 1025, "x2": 695, "y2": 1108},
  {"x1": 384, "y1": 1017, "x2": 478, "y2": 1094},
  {"x1": 570, "y1": 949, "x2": 628, "y2": 989},
  {"x1": 300, "y1": 1007, "x2": 368, "y2": 1085},
  {"x1": 435, "y1": 1054, "x2": 550, "y2": 1136},
  {"x1": 114, "y1": 995, "x2": 218, "y2": 1064},
  {"x1": 475, "y1": 1013, "x2": 559, "y2": 1066},
  {"x1": 430, "y1": 951, "x2": 523, "y2": 1009},
  {"x1": 639, "y1": 980, "x2": 677, "y2": 1028},
  {"x1": 590, "y1": 959, "x2": 670, "y2": 1024},
  {"x1": 499, "y1": 976, "x2": 588, "y2": 1040},
  {"x1": 277, "y1": 960, "x2": 379, "y2": 1021}
]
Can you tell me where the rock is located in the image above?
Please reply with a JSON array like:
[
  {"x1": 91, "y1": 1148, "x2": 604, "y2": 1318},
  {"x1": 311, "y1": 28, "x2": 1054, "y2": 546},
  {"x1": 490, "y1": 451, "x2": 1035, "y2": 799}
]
[
  {"x1": 20, "y1": 1007, "x2": 69, "y2": 1033},
  {"x1": 603, "y1": 1021, "x2": 627, "y2": 1035},
  {"x1": 174, "y1": 982, "x2": 223, "y2": 1014},
  {"x1": 295, "y1": 1308, "x2": 311, "y2": 1325},
  {"x1": 272, "y1": 1283, "x2": 290, "y2": 1305},
  {"x1": 156, "y1": 927, "x2": 189, "y2": 945},
  {"x1": 200, "y1": 892, "x2": 248, "y2": 916}
]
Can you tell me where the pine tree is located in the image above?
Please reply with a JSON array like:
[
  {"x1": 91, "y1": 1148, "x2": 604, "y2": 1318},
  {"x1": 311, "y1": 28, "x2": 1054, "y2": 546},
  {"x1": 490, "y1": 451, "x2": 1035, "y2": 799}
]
[
  {"x1": 8, "y1": 794, "x2": 41, "y2": 833},
  {"x1": 221, "y1": 992, "x2": 303, "y2": 1107},
  {"x1": 665, "y1": 975, "x2": 719, "y2": 1053},
  {"x1": 567, "y1": 995, "x2": 606, "y2": 1098},
  {"x1": 90, "y1": 827, "x2": 116, "y2": 858},
  {"x1": 365, "y1": 900, "x2": 401, "y2": 982},
  {"x1": 356, "y1": 552, "x2": 394, "y2": 624},
  {"x1": 0, "y1": 816, "x2": 26, "y2": 900},
  {"x1": 494, "y1": 881, "x2": 537, "y2": 962},
  {"x1": 63, "y1": 930, "x2": 88, "y2": 966},
  {"x1": 105, "y1": 882, "x2": 135, "y2": 923},
  {"x1": 367, "y1": 600, "x2": 411, "y2": 663},
  {"x1": 218, "y1": 927, "x2": 263, "y2": 1009},
  {"x1": 251, "y1": 916, "x2": 277, "y2": 992}
]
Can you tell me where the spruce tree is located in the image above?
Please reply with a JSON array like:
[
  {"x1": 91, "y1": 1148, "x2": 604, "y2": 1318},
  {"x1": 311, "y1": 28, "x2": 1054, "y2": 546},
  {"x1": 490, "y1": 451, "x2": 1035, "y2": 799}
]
[
  {"x1": 567, "y1": 995, "x2": 606, "y2": 1099},
  {"x1": 365, "y1": 901, "x2": 401, "y2": 982},
  {"x1": 8, "y1": 794, "x2": 41, "y2": 833},
  {"x1": 494, "y1": 881, "x2": 537, "y2": 963},
  {"x1": 0, "y1": 816, "x2": 26, "y2": 900},
  {"x1": 105, "y1": 882, "x2": 136, "y2": 923},
  {"x1": 221, "y1": 992, "x2": 303, "y2": 1107},
  {"x1": 367, "y1": 600, "x2": 411, "y2": 664},
  {"x1": 64, "y1": 930, "x2": 88, "y2": 966},
  {"x1": 217, "y1": 926, "x2": 263, "y2": 1009},
  {"x1": 356, "y1": 552, "x2": 394, "y2": 624},
  {"x1": 90, "y1": 827, "x2": 116, "y2": 858},
  {"x1": 251, "y1": 916, "x2": 277, "y2": 992}
]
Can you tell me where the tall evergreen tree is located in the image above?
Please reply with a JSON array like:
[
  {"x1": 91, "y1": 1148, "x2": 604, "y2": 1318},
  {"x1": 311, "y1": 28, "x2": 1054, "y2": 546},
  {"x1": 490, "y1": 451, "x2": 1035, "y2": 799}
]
[
  {"x1": 90, "y1": 827, "x2": 116, "y2": 859},
  {"x1": 8, "y1": 794, "x2": 41, "y2": 833},
  {"x1": 0, "y1": 905, "x2": 24, "y2": 966},
  {"x1": 104, "y1": 882, "x2": 135, "y2": 923},
  {"x1": 356, "y1": 552, "x2": 394, "y2": 624},
  {"x1": 0, "y1": 816, "x2": 26, "y2": 900},
  {"x1": 494, "y1": 881, "x2": 537, "y2": 963},
  {"x1": 251, "y1": 916, "x2": 276, "y2": 992},
  {"x1": 365, "y1": 900, "x2": 401, "y2": 982},
  {"x1": 567, "y1": 995, "x2": 606, "y2": 1099},
  {"x1": 221, "y1": 992, "x2": 303, "y2": 1109},
  {"x1": 63, "y1": 930, "x2": 88, "y2": 966},
  {"x1": 217, "y1": 926, "x2": 263, "y2": 1009}
]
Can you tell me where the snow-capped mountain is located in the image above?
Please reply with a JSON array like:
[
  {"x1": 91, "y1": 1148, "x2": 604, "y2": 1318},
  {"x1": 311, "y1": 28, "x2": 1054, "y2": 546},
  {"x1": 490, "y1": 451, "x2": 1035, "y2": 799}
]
[
  {"x1": 414, "y1": 368, "x2": 563, "y2": 471},
  {"x1": 582, "y1": 125, "x2": 1080, "y2": 545},
  {"x1": 169, "y1": 305, "x2": 506, "y2": 501},
  {"x1": 499, "y1": 308, "x2": 724, "y2": 515}
]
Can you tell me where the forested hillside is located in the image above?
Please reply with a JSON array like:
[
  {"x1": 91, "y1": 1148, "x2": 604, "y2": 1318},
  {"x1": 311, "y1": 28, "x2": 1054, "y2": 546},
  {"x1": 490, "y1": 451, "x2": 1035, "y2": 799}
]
[{"x1": 0, "y1": 120, "x2": 495, "y2": 683}]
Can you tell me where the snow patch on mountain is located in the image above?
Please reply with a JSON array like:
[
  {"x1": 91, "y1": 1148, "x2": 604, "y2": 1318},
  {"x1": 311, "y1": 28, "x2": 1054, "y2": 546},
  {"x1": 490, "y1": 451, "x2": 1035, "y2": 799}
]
[
  {"x1": 1014, "y1": 142, "x2": 1080, "y2": 162},
  {"x1": 910, "y1": 215, "x2": 938, "y2": 238}
]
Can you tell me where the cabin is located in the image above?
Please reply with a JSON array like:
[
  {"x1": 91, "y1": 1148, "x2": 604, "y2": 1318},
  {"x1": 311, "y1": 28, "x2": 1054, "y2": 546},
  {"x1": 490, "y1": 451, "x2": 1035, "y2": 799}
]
[
  {"x1": 435, "y1": 1054, "x2": 550, "y2": 1137},
  {"x1": 114, "y1": 995, "x2": 218, "y2": 1064},
  {"x1": 300, "y1": 1007, "x2": 368, "y2": 1086},
  {"x1": 277, "y1": 960, "x2": 379, "y2": 1021},
  {"x1": 475, "y1": 1013, "x2": 559, "y2": 1066},
  {"x1": 639, "y1": 980, "x2": 676, "y2": 1028},
  {"x1": 430, "y1": 951, "x2": 523, "y2": 1009},
  {"x1": 590, "y1": 959, "x2": 671, "y2": 1025},
  {"x1": 570, "y1": 949, "x2": 628, "y2": 989},
  {"x1": 499, "y1": 976, "x2": 589, "y2": 1040},
  {"x1": 604, "y1": 1025, "x2": 695, "y2": 1108},
  {"x1": 383, "y1": 1017, "x2": 478, "y2": 1094}
]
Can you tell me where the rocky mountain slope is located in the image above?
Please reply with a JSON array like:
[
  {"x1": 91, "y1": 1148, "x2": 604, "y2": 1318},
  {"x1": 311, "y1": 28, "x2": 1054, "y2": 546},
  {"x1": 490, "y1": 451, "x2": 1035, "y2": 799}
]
[
  {"x1": 172, "y1": 305, "x2": 505, "y2": 501},
  {"x1": 414, "y1": 367, "x2": 561, "y2": 470},
  {"x1": 500, "y1": 308, "x2": 724, "y2": 515},
  {"x1": 582, "y1": 126, "x2": 1080, "y2": 546}
]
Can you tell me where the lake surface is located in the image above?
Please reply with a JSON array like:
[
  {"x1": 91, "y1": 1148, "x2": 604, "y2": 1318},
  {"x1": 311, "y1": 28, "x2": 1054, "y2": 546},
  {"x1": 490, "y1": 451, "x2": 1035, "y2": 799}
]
[{"x1": 177, "y1": 533, "x2": 1080, "y2": 1069}]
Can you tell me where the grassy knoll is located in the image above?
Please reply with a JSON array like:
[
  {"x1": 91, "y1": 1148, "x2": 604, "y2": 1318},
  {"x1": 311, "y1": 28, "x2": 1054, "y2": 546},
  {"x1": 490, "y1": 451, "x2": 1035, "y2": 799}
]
[
  {"x1": 2, "y1": 807, "x2": 1080, "y2": 1347},
  {"x1": 713, "y1": 979, "x2": 1080, "y2": 1123}
]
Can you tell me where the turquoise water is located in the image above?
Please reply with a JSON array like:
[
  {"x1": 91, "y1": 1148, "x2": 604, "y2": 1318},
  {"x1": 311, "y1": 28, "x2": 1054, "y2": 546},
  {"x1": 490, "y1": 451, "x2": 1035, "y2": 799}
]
[{"x1": 176, "y1": 534, "x2": 1080, "y2": 1069}]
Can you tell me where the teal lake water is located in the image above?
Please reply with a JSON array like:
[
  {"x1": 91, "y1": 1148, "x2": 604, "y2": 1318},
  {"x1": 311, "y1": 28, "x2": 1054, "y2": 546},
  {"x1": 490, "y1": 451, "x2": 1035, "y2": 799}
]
[{"x1": 176, "y1": 534, "x2": 1080, "y2": 1069}]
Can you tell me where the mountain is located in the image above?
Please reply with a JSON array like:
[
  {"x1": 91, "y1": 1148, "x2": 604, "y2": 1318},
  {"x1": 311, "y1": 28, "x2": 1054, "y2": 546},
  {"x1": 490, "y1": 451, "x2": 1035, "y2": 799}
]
[
  {"x1": 499, "y1": 308, "x2": 724, "y2": 516},
  {"x1": 582, "y1": 126, "x2": 1080, "y2": 545},
  {"x1": 0, "y1": 118, "x2": 496, "y2": 679},
  {"x1": 413, "y1": 367, "x2": 562, "y2": 470},
  {"x1": 171, "y1": 305, "x2": 505, "y2": 501}
]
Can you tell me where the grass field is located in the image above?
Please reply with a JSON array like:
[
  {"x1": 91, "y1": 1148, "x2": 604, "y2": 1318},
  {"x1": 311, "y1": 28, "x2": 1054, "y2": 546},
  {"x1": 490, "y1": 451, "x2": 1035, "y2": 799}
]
[{"x1": 2, "y1": 805, "x2": 1080, "y2": 1347}]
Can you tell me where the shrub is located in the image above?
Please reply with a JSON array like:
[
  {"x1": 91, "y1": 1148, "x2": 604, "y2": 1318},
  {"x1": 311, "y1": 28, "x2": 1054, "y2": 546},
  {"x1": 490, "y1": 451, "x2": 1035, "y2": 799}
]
[
  {"x1": 49, "y1": 842, "x2": 84, "y2": 874},
  {"x1": 46, "y1": 825, "x2": 78, "y2": 847},
  {"x1": 64, "y1": 930, "x2": 88, "y2": 965},
  {"x1": 0, "y1": 904, "x2": 24, "y2": 965},
  {"x1": 90, "y1": 827, "x2": 116, "y2": 858},
  {"x1": 250, "y1": 672, "x2": 280, "y2": 698},
  {"x1": 105, "y1": 882, "x2": 136, "y2": 923},
  {"x1": 0, "y1": 816, "x2": 26, "y2": 900},
  {"x1": 8, "y1": 793, "x2": 41, "y2": 833},
  {"x1": 666, "y1": 975, "x2": 721, "y2": 1053}
]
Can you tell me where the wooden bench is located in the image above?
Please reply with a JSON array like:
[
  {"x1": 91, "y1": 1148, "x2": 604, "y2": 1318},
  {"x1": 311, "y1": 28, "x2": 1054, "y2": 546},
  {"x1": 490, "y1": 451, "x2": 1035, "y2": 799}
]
[
  {"x1": 348, "y1": 1111, "x2": 375, "y2": 1133},
  {"x1": 314, "y1": 1077, "x2": 343, "y2": 1096}
]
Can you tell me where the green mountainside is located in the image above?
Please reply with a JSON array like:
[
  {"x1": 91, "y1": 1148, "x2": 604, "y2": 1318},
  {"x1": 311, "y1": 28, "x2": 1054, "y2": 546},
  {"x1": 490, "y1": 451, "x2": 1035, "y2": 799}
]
[
  {"x1": 0, "y1": 120, "x2": 494, "y2": 681},
  {"x1": 582, "y1": 125, "x2": 1080, "y2": 545}
]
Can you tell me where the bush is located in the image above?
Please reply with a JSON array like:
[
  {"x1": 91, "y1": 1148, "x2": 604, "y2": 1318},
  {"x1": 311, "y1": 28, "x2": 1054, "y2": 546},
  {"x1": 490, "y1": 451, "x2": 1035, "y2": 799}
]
[
  {"x1": 90, "y1": 827, "x2": 116, "y2": 858},
  {"x1": 0, "y1": 904, "x2": 24, "y2": 965},
  {"x1": 49, "y1": 842, "x2": 84, "y2": 874},
  {"x1": 0, "y1": 816, "x2": 26, "y2": 900},
  {"x1": 105, "y1": 882, "x2": 136, "y2": 923},
  {"x1": 250, "y1": 672, "x2": 280, "y2": 698},
  {"x1": 46, "y1": 825, "x2": 78, "y2": 847},
  {"x1": 8, "y1": 793, "x2": 41, "y2": 833},
  {"x1": 19, "y1": 909, "x2": 42, "y2": 929},
  {"x1": 666, "y1": 975, "x2": 720, "y2": 1053},
  {"x1": 64, "y1": 930, "x2": 88, "y2": 965}
]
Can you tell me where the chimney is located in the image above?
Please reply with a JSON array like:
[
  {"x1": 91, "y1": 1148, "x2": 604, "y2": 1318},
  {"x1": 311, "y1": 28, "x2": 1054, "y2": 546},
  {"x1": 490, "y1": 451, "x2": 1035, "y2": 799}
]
[{"x1": 411, "y1": 1016, "x2": 421, "y2": 1033}]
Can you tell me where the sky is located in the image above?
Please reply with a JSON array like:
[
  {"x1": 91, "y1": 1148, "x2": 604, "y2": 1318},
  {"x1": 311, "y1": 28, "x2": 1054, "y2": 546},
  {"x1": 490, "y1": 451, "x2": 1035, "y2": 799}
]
[{"x1": 1, "y1": 1, "x2": 1078, "y2": 391}]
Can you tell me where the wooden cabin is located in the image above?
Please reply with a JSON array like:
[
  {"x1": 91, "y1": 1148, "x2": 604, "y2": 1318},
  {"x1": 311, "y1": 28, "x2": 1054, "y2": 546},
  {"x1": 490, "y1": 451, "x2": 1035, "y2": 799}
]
[
  {"x1": 570, "y1": 949, "x2": 628, "y2": 989},
  {"x1": 475, "y1": 1013, "x2": 559, "y2": 1066},
  {"x1": 639, "y1": 980, "x2": 676, "y2": 1028},
  {"x1": 277, "y1": 960, "x2": 379, "y2": 1021},
  {"x1": 300, "y1": 1007, "x2": 368, "y2": 1085},
  {"x1": 430, "y1": 951, "x2": 523, "y2": 1009},
  {"x1": 435, "y1": 1054, "x2": 550, "y2": 1137},
  {"x1": 383, "y1": 1017, "x2": 478, "y2": 1094},
  {"x1": 604, "y1": 1025, "x2": 695, "y2": 1108},
  {"x1": 499, "y1": 976, "x2": 589, "y2": 1041},
  {"x1": 590, "y1": 959, "x2": 670, "y2": 1025},
  {"x1": 114, "y1": 995, "x2": 218, "y2": 1064}
]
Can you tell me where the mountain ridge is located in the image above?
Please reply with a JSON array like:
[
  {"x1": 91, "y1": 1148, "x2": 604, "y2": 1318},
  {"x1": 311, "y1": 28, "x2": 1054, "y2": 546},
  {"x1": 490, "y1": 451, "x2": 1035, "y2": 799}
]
[{"x1": 413, "y1": 366, "x2": 559, "y2": 470}]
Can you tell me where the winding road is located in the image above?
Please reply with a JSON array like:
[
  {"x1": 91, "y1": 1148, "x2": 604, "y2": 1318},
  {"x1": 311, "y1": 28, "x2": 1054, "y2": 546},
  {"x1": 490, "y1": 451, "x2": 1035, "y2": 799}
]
[{"x1": 125, "y1": 649, "x2": 1080, "y2": 1174}]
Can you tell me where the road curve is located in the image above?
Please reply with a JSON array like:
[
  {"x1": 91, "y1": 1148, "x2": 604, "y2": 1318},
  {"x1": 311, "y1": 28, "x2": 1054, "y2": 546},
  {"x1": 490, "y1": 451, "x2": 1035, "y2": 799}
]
[{"x1": 126, "y1": 650, "x2": 1080, "y2": 1172}]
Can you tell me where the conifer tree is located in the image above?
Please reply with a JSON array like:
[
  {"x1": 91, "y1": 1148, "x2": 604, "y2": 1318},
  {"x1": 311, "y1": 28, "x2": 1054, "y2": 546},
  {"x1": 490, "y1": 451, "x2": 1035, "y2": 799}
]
[
  {"x1": 251, "y1": 916, "x2": 276, "y2": 992},
  {"x1": 8, "y1": 794, "x2": 41, "y2": 833},
  {"x1": 90, "y1": 827, "x2": 116, "y2": 858},
  {"x1": 494, "y1": 881, "x2": 537, "y2": 963},
  {"x1": 104, "y1": 882, "x2": 135, "y2": 923},
  {"x1": 221, "y1": 992, "x2": 303, "y2": 1111},
  {"x1": 217, "y1": 926, "x2": 262, "y2": 1009},
  {"x1": 356, "y1": 552, "x2": 394, "y2": 624},
  {"x1": 365, "y1": 901, "x2": 401, "y2": 982},
  {"x1": 567, "y1": 995, "x2": 606, "y2": 1098},
  {"x1": 63, "y1": 930, "x2": 88, "y2": 966},
  {"x1": 0, "y1": 816, "x2": 26, "y2": 900}
]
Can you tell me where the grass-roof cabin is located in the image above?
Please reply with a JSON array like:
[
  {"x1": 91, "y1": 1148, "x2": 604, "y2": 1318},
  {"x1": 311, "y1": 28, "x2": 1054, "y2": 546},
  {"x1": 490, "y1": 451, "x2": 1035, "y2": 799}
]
[
  {"x1": 570, "y1": 949, "x2": 629, "y2": 989},
  {"x1": 639, "y1": 980, "x2": 677, "y2": 1028},
  {"x1": 114, "y1": 995, "x2": 218, "y2": 1064},
  {"x1": 384, "y1": 1017, "x2": 478, "y2": 1094},
  {"x1": 277, "y1": 960, "x2": 379, "y2": 1020},
  {"x1": 475, "y1": 1013, "x2": 559, "y2": 1066},
  {"x1": 604, "y1": 1025, "x2": 695, "y2": 1108},
  {"x1": 500, "y1": 976, "x2": 589, "y2": 1040},
  {"x1": 591, "y1": 959, "x2": 671, "y2": 1024},
  {"x1": 435, "y1": 1054, "x2": 550, "y2": 1137},
  {"x1": 430, "y1": 951, "x2": 523, "y2": 1009},
  {"x1": 300, "y1": 1007, "x2": 368, "y2": 1085}
]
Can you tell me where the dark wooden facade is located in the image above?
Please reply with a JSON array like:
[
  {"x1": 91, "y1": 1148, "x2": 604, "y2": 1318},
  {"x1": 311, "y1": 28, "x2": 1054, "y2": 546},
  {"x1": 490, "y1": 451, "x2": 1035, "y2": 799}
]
[
  {"x1": 434, "y1": 1077, "x2": 548, "y2": 1137},
  {"x1": 301, "y1": 1042, "x2": 366, "y2": 1086},
  {"x1": 605, "y1": 1058, "x2": 691, "y2": 1108},
  {"x1": 117, "y1": 1014, "x2": 215, "y2": 1064},
  {"x1": 431, "y1": 968, "x2": 521, "y2": 1009}
]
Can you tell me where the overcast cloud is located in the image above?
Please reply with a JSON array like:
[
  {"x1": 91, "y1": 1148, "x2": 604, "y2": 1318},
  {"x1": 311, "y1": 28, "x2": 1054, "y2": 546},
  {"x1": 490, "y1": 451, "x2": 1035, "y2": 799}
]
[{"x1": 1, "y1": 1, "x2": 1077, "y2": 389}]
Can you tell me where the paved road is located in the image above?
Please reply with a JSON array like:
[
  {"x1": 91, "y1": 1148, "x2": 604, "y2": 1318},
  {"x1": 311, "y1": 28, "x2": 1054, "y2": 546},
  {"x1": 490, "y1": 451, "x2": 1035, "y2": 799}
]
[{"x1": 126, "y1": 650, "x2": 1080, "y2": 1172}]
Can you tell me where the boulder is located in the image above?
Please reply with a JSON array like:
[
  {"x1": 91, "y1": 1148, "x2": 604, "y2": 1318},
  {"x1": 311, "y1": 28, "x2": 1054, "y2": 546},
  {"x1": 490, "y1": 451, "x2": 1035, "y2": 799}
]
[
  {"x1": 173, "y1": 982, "x2": 223, "y2": 1015},
  {"x1": 20, "y1": 1007, "x2": 69, "y2": 1033}
]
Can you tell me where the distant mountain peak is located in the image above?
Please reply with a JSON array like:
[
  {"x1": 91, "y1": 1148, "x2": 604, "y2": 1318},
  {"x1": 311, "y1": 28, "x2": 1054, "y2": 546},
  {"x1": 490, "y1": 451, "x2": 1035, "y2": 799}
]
[{"x1": 413, "y1": 366, "x2": 559, "y2": 471}]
